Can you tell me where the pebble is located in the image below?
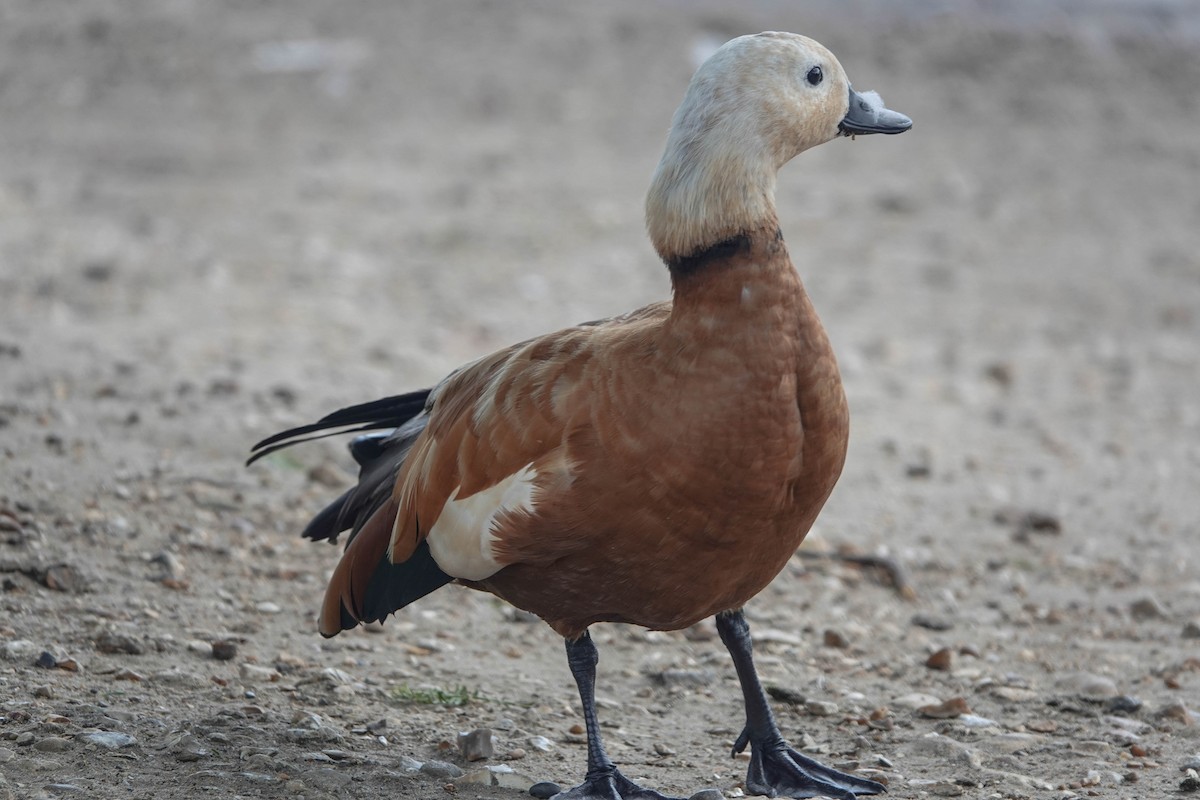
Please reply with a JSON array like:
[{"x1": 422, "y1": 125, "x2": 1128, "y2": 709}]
[
  {"x1": 1105, "y1": 695, "x2": 1142, "y2": 714},
  {"x1": 1181, "y1": 769, "x2": 1200, "y2": 793},
  {"x1": 33, "y1": 737, "x2": 72, "y2": 752},
  {"x1": 1054, "y1": 672, "x2": 1118, "y2": 701},
  {"x1": 1183, "y1": 755, "x2": 1200, "y2": 771},
  {"x1": 1156, "y1": 701, "x2": 1196, "y2": 725},
  {"x1": 284, "y1": 724, "x2": 343, "y2": 744},
  {"x1": 186, "y1": 639, "x2": 212, "y2": 657},
  {"x1": 1183, "y1": 620, "x2": 1200, "y2": 640},
  {"x1": 458, "y1": 728, "x2": 495, "y2": 762},
  {"x1": 42, "y1": 564, "x2": 88, "y2": 593},
  {"x1": 925, "y1": 647, "x2": 953, "y2": 671},
  {"x1": 319, "y1": 667, "x2": 355, "y2": 684},
  {"x1": 113, "y1": 668, "x2": 144, "y2": 682},
  {"x1": 171, "y1": 734, "x2": 209, "y2": 762},
  {"x1": 1129, "y1": 595, "x2": 1168, "y2": 620},
  {"x1": 1104, "y1": 715, "x2": 1151, "y2": 736},
  {"x1": 458, "y1": 764, "x2": 536, "y2": 791},
  {"x1": 527, "y1": 736, "x2": 554, "y2": 752},
  {"x1": 45, "y1": 784, "x2": 84, "y2": 794},
  {"x1": 654, "y1": 742, "x2": 676, "y2": 756},
  {"x1": 149, "y1": 550, "x2": 186, "y2": 583},
  {"x1": 79, "y1": 731, "x2": 137, "y2": 749},
  {"x1": 892, "y1": 693, "x2": 943, "y2": 710},
  {"x1": 395, "y1": 755, "x2": 424, "y2": 772},
  {"x1": 0, "y1": 747, "x2": 13, "y2": 763},
  {"x1": 911, "y1": 613, "x2": 954, "y2": 631},
  {"x1": 806, "y1": 700, "x2": 838, "y2": 716},
  {"x1": 256, "y1": 601, "x2": 282, "y2": 614},
  {"x1": 991, "y1": 686, "x2": 1038, "y2": 703},
  {"x1": 689, "y1": 790, "x2": 725, "y2": 800},
  {"x1": 1026, "y1": 719, "x2": 1058, "y2": 733},
  {"x1": 958, "y1": 714, "x2": 998, "y2": 728},
  {"x1": 530, "y1": 782, "x2": 562, "y2": 799},
  {"x1": 238, "y1": 663, "x2": 279, "y2": 684},
  {"x1": 212, "y1": 640, "x2": 238, "y2": 661},
  {"x1": 419, "y1": 759, "x2": 465, "y2": 780},
  {"x1": 917, "y1": 697, "x2": 970, "y2": 719},
  {"x1": 33, "y1": 685, "x2": 53, "y2": 699},
  {"x1": 823, "y1": 629, "x2": 850, "y2": 648},
  {"x1": 0, "y1": 640, "x2": 38, "y2": 661},
  {"x1": 35, "y1": 651, "x2": 58, "y2": 669},
  {"x1": 766, "y1": 685, "x2": 806, "y2": 706},
  {"x1": 95, "y1": 630, "x2": 145, "y2": 655}
]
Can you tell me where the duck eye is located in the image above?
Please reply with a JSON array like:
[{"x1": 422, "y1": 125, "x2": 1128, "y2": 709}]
[{"x1": 806, "y1": 66, "x2": 823, "y2": 86}]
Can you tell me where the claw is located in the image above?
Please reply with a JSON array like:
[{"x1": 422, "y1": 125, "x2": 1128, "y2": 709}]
[
  {"x1": 731, "y1": 727, "x2": 750, "y2": 757},
  {"x1": 741, "y1": 735, "x2": 884, "y2": 798}
]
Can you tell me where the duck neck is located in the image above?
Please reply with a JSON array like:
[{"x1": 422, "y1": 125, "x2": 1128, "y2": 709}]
[{"x1": 645, "y1": 128, "x2": 782, "y2": 269}]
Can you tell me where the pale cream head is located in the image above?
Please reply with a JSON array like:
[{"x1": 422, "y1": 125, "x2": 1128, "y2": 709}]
[{"x1": 646, "y1": 32, "x2": 857, "y2": 263}]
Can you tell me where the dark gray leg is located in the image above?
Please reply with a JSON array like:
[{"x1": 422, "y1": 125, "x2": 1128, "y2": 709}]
[
  {"x1": 555, "y1": 631, "x2": 682, "y2": 800},
  {"x1": 717, "y1": 610, "x2": 886, "y2": 799}
]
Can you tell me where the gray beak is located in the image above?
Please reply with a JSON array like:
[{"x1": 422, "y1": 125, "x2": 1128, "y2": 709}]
[{"x1": 839, "y1": 86, "x2": 912, "y2": 136}]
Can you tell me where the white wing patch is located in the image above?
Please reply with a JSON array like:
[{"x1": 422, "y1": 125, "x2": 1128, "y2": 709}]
[{"x1": 425, "y1": 464, "x2": 538, "y2": 581}]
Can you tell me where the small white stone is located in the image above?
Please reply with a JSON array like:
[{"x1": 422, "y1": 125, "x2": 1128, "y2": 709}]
[
  {"x1": 527, "y1": 735, "x2": 554, "y2": 752},
  {"x1": 238, "y1": 663, "x2": 279, "y2": 684},
  {"x1": 806, "y1": 700, "x2": 839, "y2": 716}
]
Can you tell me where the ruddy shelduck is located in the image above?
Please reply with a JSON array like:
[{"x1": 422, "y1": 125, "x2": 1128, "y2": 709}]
[{"x1": 252, "y1": 31, "x2": 911, "y2": 800}]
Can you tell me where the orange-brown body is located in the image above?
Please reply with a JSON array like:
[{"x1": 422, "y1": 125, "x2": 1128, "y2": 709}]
[
  {"x1": 322, "y1": 222, "x2": 848, "y2": 639},
  {"x1": 477, "y1": 226, "x2": 847, "y2": 637}
]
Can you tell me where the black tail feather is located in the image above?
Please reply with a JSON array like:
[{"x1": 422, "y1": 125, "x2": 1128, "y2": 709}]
[
  {"x1": 246, "y1": 389, "x2": 431, "y2": 466},
  {"x1": 344, "y1": 540, "x2": 453, "y2": 630},
  {"x1": 250, "y1": 389, "x2": 433, "y2": 551},
  {"x1": 300, "y1": 488, "x2": 352, "y2": 544}
]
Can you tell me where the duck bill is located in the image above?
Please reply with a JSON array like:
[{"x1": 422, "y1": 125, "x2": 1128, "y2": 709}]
[{"x1": 839, "y1": 87, "x2": 912, "y2": 136}]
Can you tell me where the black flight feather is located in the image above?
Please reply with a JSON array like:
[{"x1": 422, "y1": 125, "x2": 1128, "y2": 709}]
[{"x1": 246, "y1": 389, "x2": 432, "y2": 466}]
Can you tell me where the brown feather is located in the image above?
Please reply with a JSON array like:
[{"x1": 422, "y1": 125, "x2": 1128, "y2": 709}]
[{"x1": 318, "y1": 496, "x2": 398, "y2": 636}]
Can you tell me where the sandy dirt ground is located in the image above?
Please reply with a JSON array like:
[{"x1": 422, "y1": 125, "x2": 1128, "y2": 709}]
[{"x1": 2, "y1": 1, "x2": 1200, "y2": 798}]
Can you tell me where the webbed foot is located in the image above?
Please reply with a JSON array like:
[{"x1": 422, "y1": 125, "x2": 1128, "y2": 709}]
[
  {"x1": 552, "y1": 767, "x2": 683, "y2": 800},
  {"x1": 734, "y1": 729, "x2": 884, "y2": 798}
]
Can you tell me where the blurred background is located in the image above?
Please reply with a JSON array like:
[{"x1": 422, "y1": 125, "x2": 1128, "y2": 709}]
[{"x1": 1, "y1": 1, "x2": 1198, "y2": 797}]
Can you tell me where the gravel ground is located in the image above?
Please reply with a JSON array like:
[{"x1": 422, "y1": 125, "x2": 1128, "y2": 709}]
[{"x1": 2, "y1": 2, "x2": 1199, "y2": 799}]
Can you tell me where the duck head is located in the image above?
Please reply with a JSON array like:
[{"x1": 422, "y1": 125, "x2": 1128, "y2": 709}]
[{"x1": 646, "y1": 32, "x2": 911, "y2": 265}]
